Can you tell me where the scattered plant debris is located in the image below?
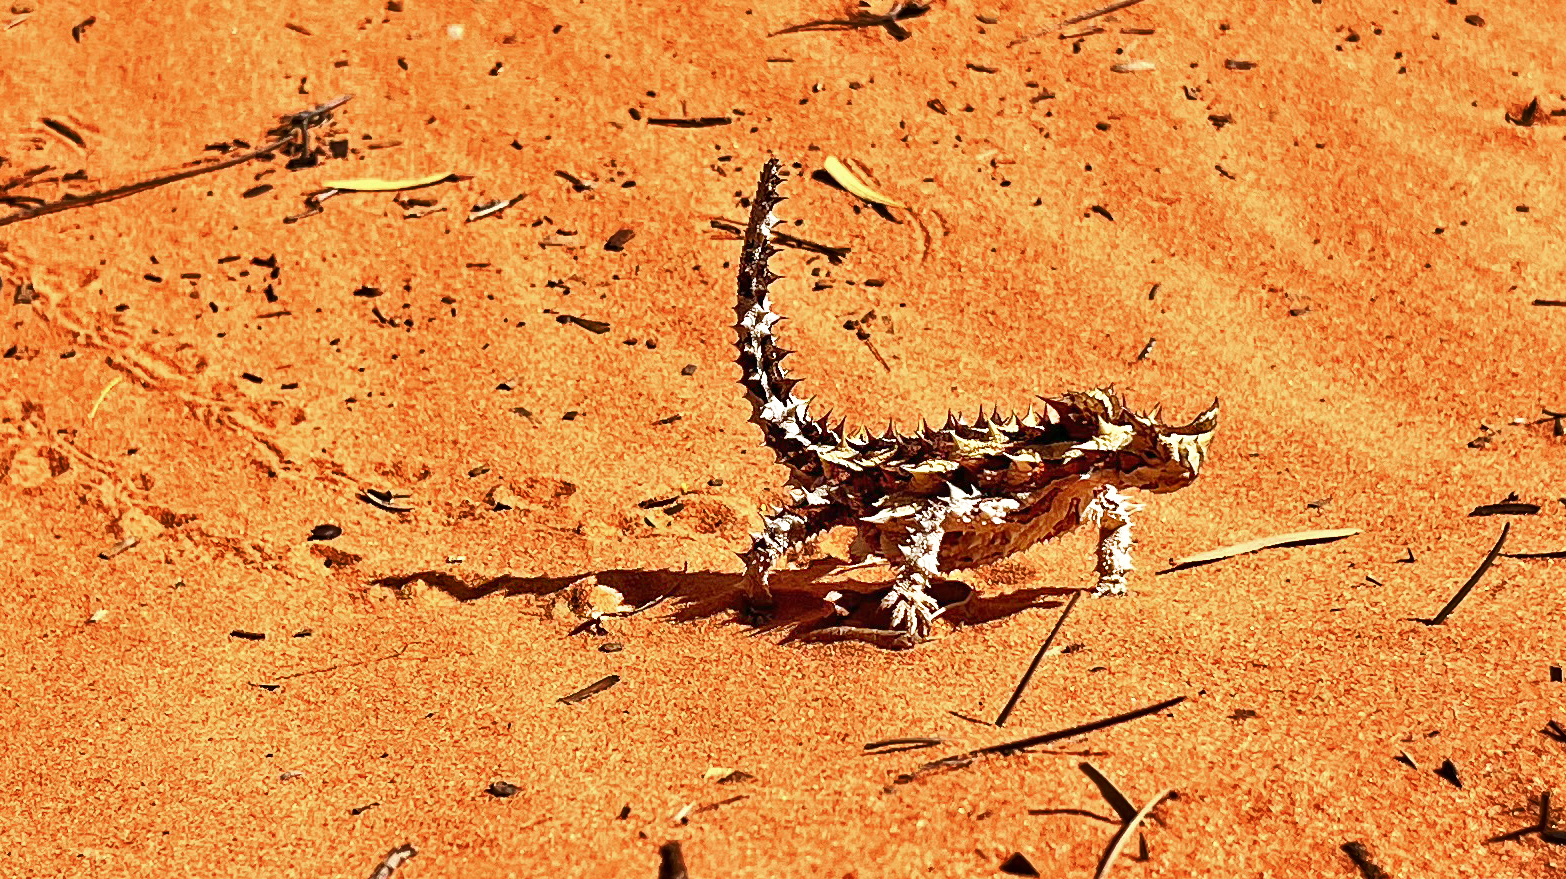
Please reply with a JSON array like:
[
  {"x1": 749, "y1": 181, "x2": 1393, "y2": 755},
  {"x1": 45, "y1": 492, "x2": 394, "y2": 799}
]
[
  {"x1": 1486, "y1": 789, "x2": 1556, "y2": 844},
  {"x1": 554, "y1": 170, "x2": 594, "y2": 191},
  {"x1": 1422, "y1": 523, "x2": 1508, "y2": 625},
  {"x1": 604, "y1": 228, "x2": 636, "y2": 251},
  {"x1": 467, "y1": 193, "x2": 524, "y2": 222},
  {"x1": 647, "y1": 116, "x2": 732, "y2": 128},
  {"x1": 822, "y1": 156, "x2": 906, "y2": 208},
  {"x1": 365, "y1": 844, "x2": 418, "y2": 879},
  {"x1": 1095, "y1": 787, "x2": 1174, "y2": 878},
  {"x1": 863, "y1": 737, "x2": 943, "y2": 753},
  {"x1": 1, "y1": 95, "x2": 352, "y2": 228},
  {"x1": 558, "y1": 674, "x2": 620, "y2": 704},
  {"x1": 1469, "y1": 494, "x2": 1538, "y2": 516},
  {"x1": 98, "y1": 538, "x2": 137, "y2": 560},
  {"x1": 995, "y1": 591, "x2": 1081, "y2": 726},
  {"x1": 1010, "y1": 0, "x2": 1145, "y2": 47},
  {"x1": 486, "y1": 781, "x2": 519, "y2": 798},
  {"x1": 897, "y1": 695, "x2": 1186, "y2": 783},
  {"x1": 39, "y1": 117, "x2": 86, "y2": 148},
  {"x1": 1507, "y1": 97, "x2": 1540, "y2": 126},
  {"x1": 308, "y1": 524, "x2": 342, "y2": 541},
  {"x1": 771, "y1": 2, "x2": 931, "y2": 41},
  {"x1": 558, "y1": 313, "x2": 612, "y2": 334},
  {"x1": 1165, "y1": 528, "x2": 1360, "y2": 570},
  {"x1": 359, "y1": 488, "x2": 412, "y2": 513}
]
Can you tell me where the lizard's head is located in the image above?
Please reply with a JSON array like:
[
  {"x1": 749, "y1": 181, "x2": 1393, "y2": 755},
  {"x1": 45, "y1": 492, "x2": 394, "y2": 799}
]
[{"x1": 1060, "y1": 389, "x2": 1218, "y2": 493}]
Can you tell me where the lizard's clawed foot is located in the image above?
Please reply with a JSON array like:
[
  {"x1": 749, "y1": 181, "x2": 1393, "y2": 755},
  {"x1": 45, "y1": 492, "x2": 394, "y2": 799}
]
[
  {"x1": 1091, "y1": 575, "x2": 1130, "y2": 597},
  {"x1": 881, "y1": 584, "x2": 941, "y2": 643}
]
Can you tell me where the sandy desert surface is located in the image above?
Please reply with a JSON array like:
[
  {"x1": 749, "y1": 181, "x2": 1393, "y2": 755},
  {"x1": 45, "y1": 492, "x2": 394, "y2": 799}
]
[{"x1": 2, "y1": 1, "x2": 1565, "y2": 876}]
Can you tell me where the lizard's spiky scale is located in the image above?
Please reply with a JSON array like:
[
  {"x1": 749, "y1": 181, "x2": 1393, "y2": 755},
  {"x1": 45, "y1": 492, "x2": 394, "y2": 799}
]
[{"x1": 732, "y1": 159, "x2": 1218, "y2": 644}]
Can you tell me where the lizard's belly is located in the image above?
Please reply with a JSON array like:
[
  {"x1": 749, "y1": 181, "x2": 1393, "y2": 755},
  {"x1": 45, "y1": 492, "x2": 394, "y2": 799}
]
[{"x1": 936, "y1": 479, "x2": 1097, "y2": 571}]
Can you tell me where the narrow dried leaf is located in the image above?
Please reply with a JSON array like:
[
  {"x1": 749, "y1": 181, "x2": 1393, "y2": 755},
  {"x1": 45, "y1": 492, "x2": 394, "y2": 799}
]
[
  {"x1": 1167, "y1": 528, "x2": 1360, "y2": 569},
  {"x1": 1080, "y1": 762, "x2": 1138, "y2": 822},
  {"x1": 822, "y1": 156, "x2": 906, "y2": 208},
  {"x1": 323, "y1": 172, "x2": 455, "y2": 192},
  {"x1": 1095, "y1": 789, "x2": 1173, "y2": 878}
]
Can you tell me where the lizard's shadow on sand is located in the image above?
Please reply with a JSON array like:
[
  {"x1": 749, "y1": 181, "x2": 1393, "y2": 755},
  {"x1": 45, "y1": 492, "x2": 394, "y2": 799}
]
[{"x1": 371, "y1": 559, "x2": 1074, "y2": 647}]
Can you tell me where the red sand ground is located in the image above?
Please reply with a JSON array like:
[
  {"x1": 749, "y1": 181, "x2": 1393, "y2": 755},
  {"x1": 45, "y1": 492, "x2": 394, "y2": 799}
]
[{"x1": 2, "y1": 1, "x2": 1564, "y2": 876}]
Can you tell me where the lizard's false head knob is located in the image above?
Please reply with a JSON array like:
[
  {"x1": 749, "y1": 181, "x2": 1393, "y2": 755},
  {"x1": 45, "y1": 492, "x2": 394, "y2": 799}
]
[{"x1": 1118, "y1": 398, "x2": 1218, "y2": 493}]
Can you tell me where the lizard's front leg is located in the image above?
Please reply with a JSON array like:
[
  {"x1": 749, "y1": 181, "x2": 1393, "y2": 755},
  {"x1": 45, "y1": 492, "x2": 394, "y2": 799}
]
[
  {"x1": 875, "y1": 502, "x2": 954, "y2": 643},
  {"x1": 1085, "y1": 484, "x2": 1144, "y2": 596},
  {"x1": 740, "y1": 490, "x2": 839, "y2": 620}
]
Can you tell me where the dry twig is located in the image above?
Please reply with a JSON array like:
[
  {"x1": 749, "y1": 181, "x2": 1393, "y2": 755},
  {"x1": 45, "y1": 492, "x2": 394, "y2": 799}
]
[
  {"x1": 995, "y1": 591, "x2": 1081, "y2": 726},
  {"x1": 1095, "y1": 788, "x2": 1173, "y2": 878},
  {"x1": 0, "y1": 95, "x2": 351, "y2": 228},
  {"x1": 897, "y1": 695, "x2": 1185, "y2": 783},
  {"x1": 1009, "y1": 0, "x2": 1147, "y2": 47},
  {"x1": 1424, "y1": 523, "x2": 1509, "y2": 625}
]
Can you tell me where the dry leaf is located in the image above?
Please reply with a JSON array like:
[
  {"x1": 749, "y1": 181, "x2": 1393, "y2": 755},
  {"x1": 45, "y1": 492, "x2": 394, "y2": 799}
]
[
  {"x1": 1096, "y1": 789, "x2": 1173, "y2": 878},
  {"x1": 822, "y1": 156, "x2": 906, "y2": 208},
  {"x1": 1168, "y1": 528, "x2": 1361, "y2": 569},
  {"x1": 322, "y1": 172, "x2": 455, "y2": 192}
]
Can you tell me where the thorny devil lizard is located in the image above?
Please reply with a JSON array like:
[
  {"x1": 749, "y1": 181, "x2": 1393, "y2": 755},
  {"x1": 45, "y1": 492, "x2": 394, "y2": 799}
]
[{"x1": 732, "y1": 159, "x2": 1218, "y2": 645}]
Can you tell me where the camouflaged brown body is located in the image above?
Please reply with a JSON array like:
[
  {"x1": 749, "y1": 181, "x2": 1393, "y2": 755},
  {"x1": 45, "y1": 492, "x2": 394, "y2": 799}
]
[
  {"x1": 731, "y1": 158, "x2": 1217, "y2": 641},
  {"x1": 786, "y1": 409, "x2": 1114, "y2": 563}
]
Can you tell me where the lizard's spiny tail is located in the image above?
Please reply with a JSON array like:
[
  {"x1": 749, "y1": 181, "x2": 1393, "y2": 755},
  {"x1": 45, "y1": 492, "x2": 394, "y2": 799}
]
[{"x1": 734, "y1": 159, "x2": 840, "y2": 470}]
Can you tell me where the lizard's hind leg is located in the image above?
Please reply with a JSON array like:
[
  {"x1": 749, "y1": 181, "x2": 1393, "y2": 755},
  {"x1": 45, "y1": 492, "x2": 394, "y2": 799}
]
[{"x1": 740, "y1": 493, "x2": 841, "y2": 621}]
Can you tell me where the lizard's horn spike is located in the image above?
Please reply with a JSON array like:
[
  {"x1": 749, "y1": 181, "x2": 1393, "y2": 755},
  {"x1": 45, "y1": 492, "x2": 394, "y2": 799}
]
[
  {"x1": 1183, "y1": 398, "x2": 1221, "y2": 433},
  {"x1": 944, "y1": 410, "x2": 960, "y2": 431}
]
